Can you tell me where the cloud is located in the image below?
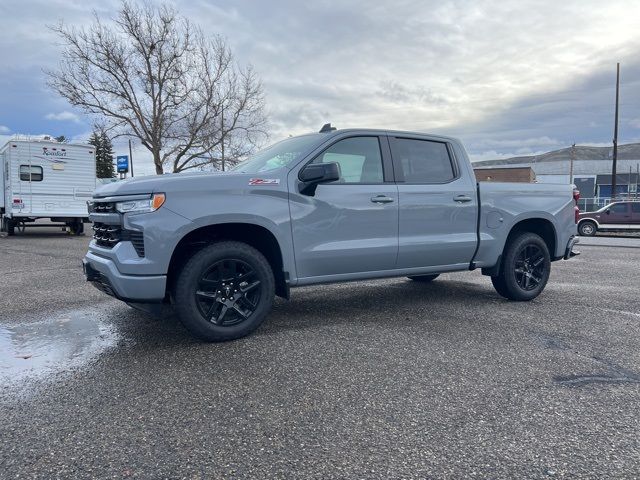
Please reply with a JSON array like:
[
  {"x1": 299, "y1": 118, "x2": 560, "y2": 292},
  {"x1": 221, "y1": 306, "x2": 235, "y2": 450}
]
[
  {"x1": 0, "y1": 125, "x2": 10, "y2": 134},
  {"x1": 2, "y1": 0, "x2": 640, "y2": 164},
  {"x1": 45, "y1": 111, "x2": 82, "y2": 123}
]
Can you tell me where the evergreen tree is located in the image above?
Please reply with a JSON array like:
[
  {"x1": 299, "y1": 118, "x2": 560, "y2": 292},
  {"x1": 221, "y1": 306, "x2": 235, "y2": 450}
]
[{"x1": 89, "y1": 128, "x2": 116, "y2": 178}]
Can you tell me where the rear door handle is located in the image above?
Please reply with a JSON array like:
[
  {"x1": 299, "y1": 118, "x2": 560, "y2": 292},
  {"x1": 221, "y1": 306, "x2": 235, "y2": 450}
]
[
  {"x1": 454, "y1": 195, "x2": 472, "y2": 203},
  {"x1": 371, "y1": 195, "x2": 394, "y2": 204}
]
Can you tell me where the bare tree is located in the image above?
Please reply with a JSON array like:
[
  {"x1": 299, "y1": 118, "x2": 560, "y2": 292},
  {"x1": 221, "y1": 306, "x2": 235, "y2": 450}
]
[{"x1": 46, "y1": 1, "x2": 267, "y2": 174}]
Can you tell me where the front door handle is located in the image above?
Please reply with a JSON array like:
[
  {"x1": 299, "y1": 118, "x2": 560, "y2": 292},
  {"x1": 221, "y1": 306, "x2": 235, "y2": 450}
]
[
  {"x1": 454, "y1": 195, "x2": 473, "y2": 203},
  {"x1": 371, "y1": 195, "x2": 394, "y2": 204}
]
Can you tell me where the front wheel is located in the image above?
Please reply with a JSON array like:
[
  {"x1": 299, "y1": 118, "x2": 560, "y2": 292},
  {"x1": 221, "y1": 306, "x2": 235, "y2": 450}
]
[
  {"x1": 173, "y1": 241, "x2": 275, "y2": 342},
  {"x1": 578, "y1": 221, "x2": 596, "y2": 236},
  {"x1": 492, "y1": 232, "x2": 551, "y2": 301}
]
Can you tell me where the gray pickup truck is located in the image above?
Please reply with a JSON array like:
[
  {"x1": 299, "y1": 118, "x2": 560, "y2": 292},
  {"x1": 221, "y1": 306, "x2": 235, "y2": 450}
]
[{"x1": 84, "y1": 126, "x2": 579, "y2": 341}]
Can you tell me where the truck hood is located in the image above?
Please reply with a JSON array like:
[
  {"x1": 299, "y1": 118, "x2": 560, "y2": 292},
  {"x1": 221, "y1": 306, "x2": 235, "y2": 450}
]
[{"x1": 93, "y1": 170, "x2": 285, "y2": 198}]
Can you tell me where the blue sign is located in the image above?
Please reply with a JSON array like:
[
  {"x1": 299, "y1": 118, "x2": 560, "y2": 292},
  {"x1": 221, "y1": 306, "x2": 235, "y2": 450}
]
[{"x1": 116, "y1": 155, "x2": 129, "y2": 173}]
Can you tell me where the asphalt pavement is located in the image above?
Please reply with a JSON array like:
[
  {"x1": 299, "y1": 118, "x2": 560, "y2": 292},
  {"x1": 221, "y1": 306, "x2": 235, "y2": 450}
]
[{"x1": 1, "y1": 228, "x2": 639, "y2": 478}]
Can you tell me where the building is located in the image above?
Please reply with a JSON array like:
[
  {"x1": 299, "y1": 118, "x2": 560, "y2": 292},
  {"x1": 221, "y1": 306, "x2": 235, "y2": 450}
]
[{"x1": 474, "y1": 166, "x2": 535, "y2": 183}]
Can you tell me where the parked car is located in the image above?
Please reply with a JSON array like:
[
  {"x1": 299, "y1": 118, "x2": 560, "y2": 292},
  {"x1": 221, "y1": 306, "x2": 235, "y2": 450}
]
[
  {"x1": 577, "y1": 201, "x2": 640, "y2": 236},
  {"x1": 83, "y1": 125, "x2": 579, "y2": 341}
]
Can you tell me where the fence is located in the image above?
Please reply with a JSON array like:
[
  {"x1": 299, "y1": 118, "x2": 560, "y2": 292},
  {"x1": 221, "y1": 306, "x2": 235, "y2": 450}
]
[{"x1": 577, "y1": 195, "x2": 639, "y2": 212}]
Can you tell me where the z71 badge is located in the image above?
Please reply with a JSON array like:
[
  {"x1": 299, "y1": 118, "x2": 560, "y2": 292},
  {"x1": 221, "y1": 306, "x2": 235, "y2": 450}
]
[{"x1": 249, "y1": 178, "x2": 280, "y2": 185}]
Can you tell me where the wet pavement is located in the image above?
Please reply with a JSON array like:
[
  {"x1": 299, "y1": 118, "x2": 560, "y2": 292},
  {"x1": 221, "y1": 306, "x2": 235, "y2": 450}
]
[
  {"x1": 0, "y1": 310, "x2": 118, "y2": 389},
  {"x1": 1, "y1": 231, "x2": 640, "y2": 478}
]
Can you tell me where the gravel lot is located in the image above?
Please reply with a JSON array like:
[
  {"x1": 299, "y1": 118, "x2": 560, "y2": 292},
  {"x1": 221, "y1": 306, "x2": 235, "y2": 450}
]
[{"x1": 1, "y1": 227, "x2": 639, "y2": 478}]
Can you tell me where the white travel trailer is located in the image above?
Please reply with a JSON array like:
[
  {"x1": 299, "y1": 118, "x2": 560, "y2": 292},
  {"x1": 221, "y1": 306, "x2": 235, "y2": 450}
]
[{"x1": 0, "y1": 138, "x2": 96, "y2": 235}]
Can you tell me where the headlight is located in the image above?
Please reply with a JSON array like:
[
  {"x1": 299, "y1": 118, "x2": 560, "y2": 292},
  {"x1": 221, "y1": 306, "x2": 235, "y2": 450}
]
[{"x1": 115, "y1": 193, "x2": 166, "y2": 214}]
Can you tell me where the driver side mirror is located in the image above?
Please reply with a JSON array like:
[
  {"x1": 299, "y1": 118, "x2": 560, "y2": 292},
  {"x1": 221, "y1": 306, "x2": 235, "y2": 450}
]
[
  {"x1": 298, "y1": 162, "x2": 341, "y2": 196},
  {"x1": 606, "y1": 208, "x2": 611, "y2": 214}
]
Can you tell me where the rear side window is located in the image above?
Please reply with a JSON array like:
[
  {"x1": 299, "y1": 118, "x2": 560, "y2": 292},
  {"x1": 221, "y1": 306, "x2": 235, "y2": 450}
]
[
  {"x1": 631, "y1": 203, "x2": 640, "y2": 213},
  {"x1": 609, "y1": 203, "x2": 628, "y2": 214},
  {"x1": 390, "y1": 138, "x2": 455, "y2": 183},
  {"x1": 20, "y1": 165, "x2": 43, "y2": 182}
]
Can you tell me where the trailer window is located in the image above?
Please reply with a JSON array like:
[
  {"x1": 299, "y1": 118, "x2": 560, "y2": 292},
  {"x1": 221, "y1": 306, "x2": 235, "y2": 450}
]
[{"x1": 20, "y1": 165, "x2": 43, "y2": 182}]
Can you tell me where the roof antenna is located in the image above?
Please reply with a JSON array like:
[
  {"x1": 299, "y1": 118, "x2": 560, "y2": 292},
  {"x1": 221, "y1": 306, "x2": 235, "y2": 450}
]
[{"x1": 319, "y1": 123, "x2": 337, "y2": 133}]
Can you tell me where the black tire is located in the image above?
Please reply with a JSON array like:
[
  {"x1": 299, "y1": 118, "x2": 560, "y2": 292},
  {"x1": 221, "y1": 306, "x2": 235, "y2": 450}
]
[
  {"x1": 493, "y1": 232, "x2": 551, "y2": 301},
  {"x1": 68, "y1": 220, "x2": 84, "y2": 235},
  {"x1": 408, "y1": 274, "x2": 440, "y2": 283},
  {"x1": 578, "y1": 220, "x2": 597, "y2": 237},
  {"x1": 490, "y1": 275, "x2": 510, "y2": 299},
  {"x1": 6, "y1": 219, "x2": 15, "y2": 236},
  {"x1": 173, "y1": 241, "x2": 275, "y2": 342}
]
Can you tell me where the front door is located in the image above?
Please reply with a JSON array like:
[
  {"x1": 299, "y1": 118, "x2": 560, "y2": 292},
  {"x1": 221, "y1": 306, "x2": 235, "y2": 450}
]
[
  {"x1": 389, "y1": 135, "x2": 478, "y2": 269},
  {"x1": 600, "y1": 202, "x2": 631, "y2": 228},
  {"x1": 289, "y1": 135, "x2": 399, "y2": 279}
]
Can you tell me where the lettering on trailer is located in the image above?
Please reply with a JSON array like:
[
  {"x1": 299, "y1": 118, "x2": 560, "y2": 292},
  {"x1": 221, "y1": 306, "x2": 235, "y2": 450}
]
[{"x1": 34, "y1": 147, "x2": 68, "y2": 164}]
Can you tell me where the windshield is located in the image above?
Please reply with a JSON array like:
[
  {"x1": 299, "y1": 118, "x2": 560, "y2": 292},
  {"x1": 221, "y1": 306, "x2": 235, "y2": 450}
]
[{"x1": 230, "y1": 135, "x2": 321, "y2": 174}]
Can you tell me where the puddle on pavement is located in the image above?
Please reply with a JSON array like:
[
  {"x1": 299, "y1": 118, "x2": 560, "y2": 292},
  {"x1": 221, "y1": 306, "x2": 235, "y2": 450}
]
[{"x1": 0, "y1": 310, "x2": 119, "y2": 386}]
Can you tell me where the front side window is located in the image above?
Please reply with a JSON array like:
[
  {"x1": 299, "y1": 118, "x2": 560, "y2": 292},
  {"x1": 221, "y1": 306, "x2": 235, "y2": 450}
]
[
  {"x1": 19, "y1": 165, "x2": 43, "y2": 182},
  {"x1": 609, "y1": 203, "x2": 628, "y2": 214},
  {"x1": 312, "y1": 137, "x2": 384, "y2": 183},
  {"x1": 391, "y1": 138, "x2": 455, "y2": 183}
]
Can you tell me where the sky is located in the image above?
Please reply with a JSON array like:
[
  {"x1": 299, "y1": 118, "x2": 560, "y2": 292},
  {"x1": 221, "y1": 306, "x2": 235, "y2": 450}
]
[{"x1": 1, "y1": 0, "x2": 640, "y2": 175}]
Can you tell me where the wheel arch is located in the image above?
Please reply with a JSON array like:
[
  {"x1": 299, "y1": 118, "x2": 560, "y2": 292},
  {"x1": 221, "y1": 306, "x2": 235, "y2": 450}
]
[
  {"x1": 578, "y1": 217, "x2": 599, "y2": 228},
  {"x1": 167, "y1": 222, "x2": 289, "y2": 299},
  {"x1": 507, "y1": 217, "x2": 557, "y2": 257},
  {"x1": 482, "y1": 216, "x2": 557, "y2": 276}
]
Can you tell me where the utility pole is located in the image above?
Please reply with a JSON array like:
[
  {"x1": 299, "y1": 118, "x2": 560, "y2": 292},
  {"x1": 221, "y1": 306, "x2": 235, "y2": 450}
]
[
  {"x1": 128, "y1": 139, "x2": 134, "y2": 177},
  {"x1": 611, "y1": 62, "x2": 620, "y2": 200},
  {"x1": 569, "y1": 143, "x2": 576, "y2": 184}
]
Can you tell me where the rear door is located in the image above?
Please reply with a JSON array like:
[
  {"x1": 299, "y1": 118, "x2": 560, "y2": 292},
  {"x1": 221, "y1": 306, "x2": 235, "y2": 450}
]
[
  {"x1": 389, "y1": 135, "x2": 478, "y2": 269},
  {"x1": 290, "y1": 135, "x2": 399, "y2": 279},
  {"x1": 600, "y1": 202, "x2": 631, "y2": 228}
]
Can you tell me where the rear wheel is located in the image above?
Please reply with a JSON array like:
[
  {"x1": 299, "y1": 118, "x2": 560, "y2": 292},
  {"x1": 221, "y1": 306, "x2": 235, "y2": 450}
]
[
  {"x1": 68, "y1": 220, "x2": 84, "y2": 235},
  {"x1": 173, "y1": 241, "x2": 275, "y2": 342},
  {"x1": 492, "y1": 232, "x2": 551, "y2": 301},
  {"x1": 578, "y1": 221, "x2": 596, "y2": 236},
  {"x1": 490, "y1": 275, "x2": 510, "y2": 299},
  {"x1": 5, "y1": 219, "x2": 15, "y2": 236},
  {"x1": 407, "y1": 274, "x2": 440, "y2": 283}
]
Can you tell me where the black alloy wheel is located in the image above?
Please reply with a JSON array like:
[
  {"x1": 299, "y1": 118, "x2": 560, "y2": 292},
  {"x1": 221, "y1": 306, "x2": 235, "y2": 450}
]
[
  {"x1": 195, "y1": 259, "x2": 262, "y2": 326},
  {"x1": 514, "y1": 244, "x2": 546, "y2": 291},
  {"x1": 173, "y1": 241, "x2": 275, "y2": 342},
  {"x1": 491, "y1": 232, "x2": 551, "y2": 301}
]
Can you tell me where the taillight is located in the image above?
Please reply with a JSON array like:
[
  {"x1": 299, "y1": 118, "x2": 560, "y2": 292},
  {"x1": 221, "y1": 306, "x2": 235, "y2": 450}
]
[
  {"x1": 573, "y1": 188, "x2": 580, "y2": 203},
  {"x1": 12, "y1": 198, "x2": 21, "y2": 204},
  {"x1": 574, "y1": 206, "x2": 580, "y2": 224}
]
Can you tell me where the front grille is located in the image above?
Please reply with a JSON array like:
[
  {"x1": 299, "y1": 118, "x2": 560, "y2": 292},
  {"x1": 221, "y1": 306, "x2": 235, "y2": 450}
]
[
  {"x1": 91, "y1": 202, "x2": 116, "y2": 213},
  {"x1": 93, "y1": 222, "x2": 145, "y2": 257}
]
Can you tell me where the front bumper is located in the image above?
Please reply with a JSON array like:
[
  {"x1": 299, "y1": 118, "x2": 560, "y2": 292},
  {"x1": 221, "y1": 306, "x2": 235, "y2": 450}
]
[
  {"x1": 564, "y1": 236, "x2": 580, "y2": 260},
  {"x1": 83, "y1": 252, "x2": 166, "y2": 302}
]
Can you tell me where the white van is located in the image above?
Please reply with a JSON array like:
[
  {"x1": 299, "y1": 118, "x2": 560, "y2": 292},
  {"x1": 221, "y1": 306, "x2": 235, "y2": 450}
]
[{"x1": 0, "y1": 138, "x2": 96, "y2": 235}]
